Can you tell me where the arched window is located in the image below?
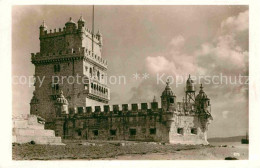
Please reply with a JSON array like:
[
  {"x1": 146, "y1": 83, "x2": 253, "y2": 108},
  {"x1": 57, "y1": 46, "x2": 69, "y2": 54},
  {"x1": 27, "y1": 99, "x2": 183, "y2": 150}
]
[
  {"x1": 97, "y1": 71, "x2": 100, "y2": 80},
  {"x1": 89, "y1": 68, "x2": 92, "y2": 77},
  {"x1": 169, "y1": 98, "x2": 174, "y2": 103}
]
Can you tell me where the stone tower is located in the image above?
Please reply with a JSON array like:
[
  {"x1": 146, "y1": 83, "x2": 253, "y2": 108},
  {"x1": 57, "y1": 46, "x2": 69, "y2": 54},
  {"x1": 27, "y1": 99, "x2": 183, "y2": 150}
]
[{"x1": 30, "y1": 17, "x2": 110, "y2": 129}]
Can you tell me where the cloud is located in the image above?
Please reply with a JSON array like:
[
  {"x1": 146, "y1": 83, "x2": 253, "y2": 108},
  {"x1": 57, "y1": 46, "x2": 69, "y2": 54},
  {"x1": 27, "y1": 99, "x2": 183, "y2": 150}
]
[
  {"x1": 169, "y1": 35, "x2": 185, "y2": 48},
  {"x1": 146, "y1": 35, "x2": 196, "y2": 76},
  {"x1": 220, "y1": 10, "x2": 249, "y2": 34},
  {"x1": 146, "y1": 56, "x2": 176, "y2": 74},
  {"x1": 222, "y1": 110, "x2": 230, "y2": 119},
  {"x1": 196, "y1": 10, "x2": 249, "y2": 76}
]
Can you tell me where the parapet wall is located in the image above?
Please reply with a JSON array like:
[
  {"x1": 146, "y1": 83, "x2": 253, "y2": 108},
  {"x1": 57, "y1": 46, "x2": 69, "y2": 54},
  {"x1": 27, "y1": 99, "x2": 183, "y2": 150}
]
[
  {"x1": 31, "y1": 47, "x2": 108, "y2": 68},
  {"x1": 40, "y1": 26, "x2": 100, "y2": 43},
  {"x1": 61, "y1": 101, "x2": 196, "y2": 117}
]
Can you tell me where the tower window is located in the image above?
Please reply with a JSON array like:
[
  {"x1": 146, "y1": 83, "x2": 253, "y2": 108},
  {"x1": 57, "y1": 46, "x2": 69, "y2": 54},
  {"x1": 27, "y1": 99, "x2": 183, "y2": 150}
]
[
  {"x1": 191, "y1": 128, "x2": 197, "y2": 135},
  {"x1": 93, "y1": 130, "x2": 99, "y2": 136},
  {"x1": 54, "y1": 64, "x2": 60, "y2": 72},
  {"x1": 169, "y1": 98, "x2": 174, "y2": 103},
  {"x1": 177, "y1": 128, "x2": 184, "y2": 135},
  {"x1": 97, "y1": 71, "x2": 100, "y2": 80},
  {"x1": 110, "y1": 129, "x2": 116, "y2": 136},
  {"x1": 129, "y1": 129, "x2": 136, "y2": 136},
  {"x1": 149, "y1": 128, "x2": 156, "y2": 135},
  {"x1": 77, "y1": 130, "x2": 82, "y2": 136},
  {"x1": 89, "y1": 68, "x2": 92, "y2": 77}
]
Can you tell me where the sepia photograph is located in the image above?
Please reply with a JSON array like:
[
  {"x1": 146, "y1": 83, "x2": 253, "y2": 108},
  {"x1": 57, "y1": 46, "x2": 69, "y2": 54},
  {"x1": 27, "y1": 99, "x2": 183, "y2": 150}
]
[{"x1": 10, "y1": 5, "x2": 251, "y2": 161}]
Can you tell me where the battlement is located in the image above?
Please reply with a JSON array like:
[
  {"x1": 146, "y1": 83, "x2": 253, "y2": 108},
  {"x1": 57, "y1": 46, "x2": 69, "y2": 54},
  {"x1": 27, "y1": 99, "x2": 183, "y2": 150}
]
[
  {"x1": 60, "y1": 101, "x2": 197, "y2": 117},
  {"x1": 40, "y1": 25, "x2": 101, "y2": 44},
  {"x1": 31, "y1": 47, "x2": 108, "y2": 68}
]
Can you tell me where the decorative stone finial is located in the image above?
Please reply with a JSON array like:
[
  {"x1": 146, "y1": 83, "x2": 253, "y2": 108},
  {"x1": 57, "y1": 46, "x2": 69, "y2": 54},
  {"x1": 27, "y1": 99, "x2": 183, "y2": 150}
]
[
  {"x1": 166, "y1": 78, "x2": 170, "y2": 86},
  {"x1": 153, "y1": 96, "x2": 156, "y2": 102},
  {"x1": 200, "y1": 84, "x2": 203, "y2": 90}
]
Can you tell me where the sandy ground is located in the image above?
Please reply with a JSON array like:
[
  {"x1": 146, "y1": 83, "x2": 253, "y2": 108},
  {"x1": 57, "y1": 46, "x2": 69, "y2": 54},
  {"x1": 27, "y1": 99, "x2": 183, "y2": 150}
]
[
  {"x1": 109, "y1": 142, "x2": 248, "y2": 160},
  {"x1": 12, "y1": 141, "x2": 248, "y2": 160}
]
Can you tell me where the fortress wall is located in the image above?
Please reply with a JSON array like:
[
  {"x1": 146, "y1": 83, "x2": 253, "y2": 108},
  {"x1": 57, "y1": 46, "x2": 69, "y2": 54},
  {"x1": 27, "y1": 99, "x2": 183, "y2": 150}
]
[
  {"x1": 55, "y1": 112, "x2": 169, "y2": 142},
  {"x1": 168, "y1": 115, "x2": 208, "y2": 144}
]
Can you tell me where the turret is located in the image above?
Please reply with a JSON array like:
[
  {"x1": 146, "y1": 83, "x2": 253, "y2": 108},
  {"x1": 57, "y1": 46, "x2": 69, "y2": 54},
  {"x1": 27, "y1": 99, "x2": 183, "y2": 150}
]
[
  {"x1": 96, "y1": 29, "x2": 103, "y2": 47},
  {"x1": 65, "y1": 17, "x2": 77, "y2": 33},
  {"x1": 78, "y1": 15, "x2": 85, "y2": 30},
  {"x1": 30, "y1": 91, "x2": 39, "y2": 115},
  {"x1": 185, "y1": 74, "x2": 195, "y2": 103},
  {"x1": 39, "y1": 20, "x2": 47, "y2": 37},
  {"x1": 195, "y1": 84, "x2": 211, "y2": 114},
  {"x1": 161, "y1": 80, "x2": 176, "y2": 112},
  {"x1": 55, "y1": 91, "x2": 69, "y2": 117}
]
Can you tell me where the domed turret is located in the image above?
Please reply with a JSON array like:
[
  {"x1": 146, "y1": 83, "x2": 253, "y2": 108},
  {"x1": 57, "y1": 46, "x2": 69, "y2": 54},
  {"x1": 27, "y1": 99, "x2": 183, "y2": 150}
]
[
  {"x1": 30, "y1": 91, "x2": 39, "y2": 115},
  {"x1": 78, "y1": 15, "x2": 85, "y2": 30},
  {"x1": 39, "y1": 20, "x2": 47, "y2": 37},
  {"x1": 96, "y1": 29, "x2": 103, "y2": 46},
  {"x1": 195, "y1": 84, "x2": 210, "y2": 114},
  {"x1": 55, "y1": 91, "x2": 69, "y2": 116},
  {"x1": 56, "y1": 91, "x2": 68, "y2": 105},
  {"x1": 161, "y1": 80, "x2": 176, "y2": 112},
  {"x1": 65, "y1": 17, "x2": 77, "y2": 33}
]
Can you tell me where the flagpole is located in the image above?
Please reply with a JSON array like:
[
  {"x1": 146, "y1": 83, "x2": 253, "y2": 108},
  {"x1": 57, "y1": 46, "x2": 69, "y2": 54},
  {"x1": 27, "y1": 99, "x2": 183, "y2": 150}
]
[{"x1": 92, "y1": 5, "x2": 94, "y2": 56}]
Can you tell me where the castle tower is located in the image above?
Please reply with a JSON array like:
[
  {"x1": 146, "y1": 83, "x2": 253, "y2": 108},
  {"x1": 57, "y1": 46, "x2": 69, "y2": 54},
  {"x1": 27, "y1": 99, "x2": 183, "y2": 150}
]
[
  {"x1": 161, "y1": 80, "x2": 176, "y2": 112},
  {"x1": 185, "y1": 74, "x2": 195, "y2": 104},
  {"x1": 31, "y1": 17, "x2": 110, "y2": 128}
]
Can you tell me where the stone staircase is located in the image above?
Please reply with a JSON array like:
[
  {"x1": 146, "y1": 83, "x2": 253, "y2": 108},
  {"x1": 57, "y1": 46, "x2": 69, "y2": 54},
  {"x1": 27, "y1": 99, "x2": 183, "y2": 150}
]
[{"x1": 12, "y1": 115, "x2": 64, "y2": 145}]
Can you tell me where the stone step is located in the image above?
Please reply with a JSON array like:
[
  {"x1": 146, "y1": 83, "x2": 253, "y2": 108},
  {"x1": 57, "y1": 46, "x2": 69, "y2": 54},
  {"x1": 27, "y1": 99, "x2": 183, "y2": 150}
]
[
  {"x1": 13, "y1": 128, "x2": 55, "y2": 137},
  {"x1": 27, "y1": 124, "x2": 45, "y2": 130},
  {"x1": 14, "y1": 136, "x2": 62, "y2": 144},
  {"x1": 13, "y1": 120, "x2": 28, "y2": 129}
]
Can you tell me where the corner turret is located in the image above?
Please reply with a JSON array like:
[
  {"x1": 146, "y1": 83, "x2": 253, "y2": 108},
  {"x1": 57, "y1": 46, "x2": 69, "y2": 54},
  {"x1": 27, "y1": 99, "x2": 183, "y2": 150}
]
[
  {"x1": 195, "y1": 84, "x2": 211, "y2": 115},
  {"x1": 39, "y1": 20, "x2": 47, "y2": 37},
  {"x1": 161, "y1": 80, "x2": 176, "y2": 112},
  {"x1": 78, "y1": 15, "x2": 86, "y2": 30},
  {"x1": 30, "y1": 91, "x2": 39, "y2": 115},
  {"x1": 65, "y1": 17, "x2": 77, "y2": 33},
  {"x1": 55, "y1": 91, "x2": 69, "y2": 117},
  {"x1": 96, "y1": 29, "x2": 103, "y2": 47}
]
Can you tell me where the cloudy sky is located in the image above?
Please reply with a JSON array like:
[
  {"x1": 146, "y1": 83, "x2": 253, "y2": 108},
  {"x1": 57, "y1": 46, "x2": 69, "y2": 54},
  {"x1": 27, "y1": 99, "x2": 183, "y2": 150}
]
[{"x1": 12, "y1": 5, "x2": 248, "y2": 138}]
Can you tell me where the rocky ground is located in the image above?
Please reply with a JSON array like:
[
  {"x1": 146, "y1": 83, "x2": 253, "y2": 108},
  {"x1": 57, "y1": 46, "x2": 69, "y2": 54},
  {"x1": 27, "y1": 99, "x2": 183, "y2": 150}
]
[{"x1": 12, "y1": 140, "x2": 248, "y2": 160}]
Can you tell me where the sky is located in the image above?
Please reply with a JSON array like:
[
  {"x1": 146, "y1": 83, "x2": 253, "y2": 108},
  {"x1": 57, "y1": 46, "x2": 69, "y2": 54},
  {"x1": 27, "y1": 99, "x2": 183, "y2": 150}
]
[{"x1": 12, "y1": 5, "x2": 249, "y2": 138}]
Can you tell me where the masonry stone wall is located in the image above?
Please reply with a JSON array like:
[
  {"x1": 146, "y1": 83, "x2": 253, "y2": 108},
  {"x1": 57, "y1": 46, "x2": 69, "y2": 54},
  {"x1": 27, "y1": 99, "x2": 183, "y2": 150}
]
[{"x1": 54, "y1": 102, "x2": 210, "y2": 144}]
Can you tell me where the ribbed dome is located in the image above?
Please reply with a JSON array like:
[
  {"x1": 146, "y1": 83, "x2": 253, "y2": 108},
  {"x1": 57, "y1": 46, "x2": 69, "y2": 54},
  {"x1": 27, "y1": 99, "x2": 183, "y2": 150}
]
[
  {"x1": 56, "y1": 91, "x2": 68, "y2": 105},
  {"x1": 78, "y1": 15, "x2": 85, "y2": 22},
  {"x1": 65, "y1": 17, "x2": 76, "y2": 25},
  {"x1": 195, "y1": 84, "x2": 209, "y2": 101},
  {"x1": 186, "y1": 74, "x2": 194, "y2": 84},
  {"x1": 162, "y1": 81, "x2": 176, "y2": 97}
]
